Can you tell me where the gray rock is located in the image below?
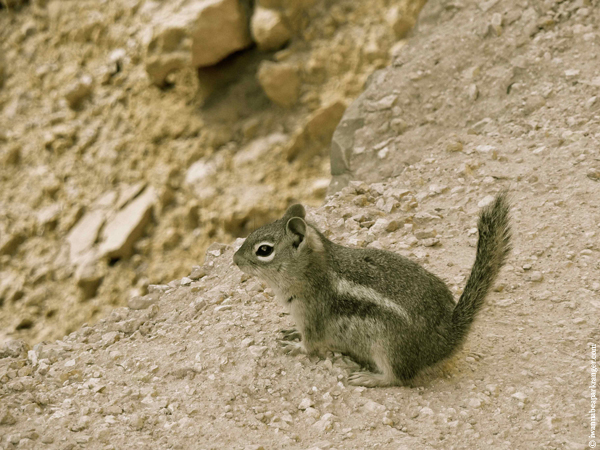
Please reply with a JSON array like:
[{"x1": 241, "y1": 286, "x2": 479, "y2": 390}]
[
  {"x1": 189, "y1": 266, "x2": 207, "y2": 280},
  {"x1": 414, "y1": 228, "x2": 436, "y2": 239},
  {"x1": 0, "y1": 339, "x2": 29, "y2": 359},
  {"x1": 587, "y1": 168, "x2": 600, "y2": 181},
  {"x1": 529, "y1": 271, "x2": 544, "y2": 282},
  {"x1": 147, "y1": 284, "x2": 170, "y2": 293},
  {"x1": 248, "y1": 345, "x2": 268, "y2": 357},
  {"x1": 298, "y1": 398, "x2": 315, "y2": 410}
]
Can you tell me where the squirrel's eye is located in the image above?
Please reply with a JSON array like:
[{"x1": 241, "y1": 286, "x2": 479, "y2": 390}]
[{"x1": 256, "y1": 244, "x2": 274, "y2": 257}]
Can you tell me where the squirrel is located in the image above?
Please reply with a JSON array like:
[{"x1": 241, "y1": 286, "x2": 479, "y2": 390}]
[{"x1": 233, "y1": 191, "x2": 511, "y2": 387}]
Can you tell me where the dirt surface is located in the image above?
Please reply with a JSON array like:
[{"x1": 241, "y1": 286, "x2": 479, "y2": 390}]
[
  {"x1": 0, "y1": 0, "x2": 421, "y2": 344},
  {"x1": 1, "y1": 0, "x2": 600, "y2": 449}
]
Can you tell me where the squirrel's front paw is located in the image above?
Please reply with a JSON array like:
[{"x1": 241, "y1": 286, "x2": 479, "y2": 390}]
[
  {"x1": 347, "y1": 371, "x2": 394, "y2": 388},
  {"x1": 278, "y1": 340, "x2": 307, "y2": 356},
  {"x1": 279, "y1": 328, "x2": 302, "y2": 341}
]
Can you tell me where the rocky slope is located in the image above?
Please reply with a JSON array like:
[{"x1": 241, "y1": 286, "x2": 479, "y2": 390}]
[
  {"x1": 0, "y1": 0, "x2": 425, "y2": 344},
  {"x1": 1, "y1": 0, "x2": 599, "y2": 448}
]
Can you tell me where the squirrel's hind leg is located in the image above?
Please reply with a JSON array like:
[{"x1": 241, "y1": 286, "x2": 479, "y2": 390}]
[
  {"x1": 347, "y1": 370, "x2": 396, "y2": 387},
  {"x1": 347, "y1": 345, "x2": 398, "y2": 387}
]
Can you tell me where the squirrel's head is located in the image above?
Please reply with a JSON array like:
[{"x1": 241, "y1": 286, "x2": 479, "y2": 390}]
[{"x1": 233, "y1": 204, "x2": 324, "y2": 288}]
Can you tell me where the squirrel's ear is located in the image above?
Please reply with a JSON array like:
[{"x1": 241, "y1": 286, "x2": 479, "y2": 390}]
[
  {"x1": 286, "y1": 217, "x2": 306, "y2": 242},
  {"x1": 283, "y1": 204, "x2": 306, "y2": 220}
]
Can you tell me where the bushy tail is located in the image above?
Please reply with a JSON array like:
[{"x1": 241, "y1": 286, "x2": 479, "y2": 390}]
[{"x1": 451, "y1": 191, "x2": 512, "y2": 346}]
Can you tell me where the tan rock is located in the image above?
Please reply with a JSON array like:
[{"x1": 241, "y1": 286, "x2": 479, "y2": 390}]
[
  {"x1": 286, "y1": 100, "x2": 346, "y2": 161},
  {"x1": 387, "y1": 6, "x2": 416, "y2": 39},
  {"x1": 311, "y1": 178, "x2": 330, "y2": 197},
  {"x1": 185, "y1": 159, "x2": 218, "y2": 186},
  {"x1": 223, "y1": 184, "x2": 279, "y2": 235},
  {"x1": 232, "y1": 133, "x2": 287, "y2": 168},
  {"x1": 94, "y1": 191, "x2": 118, "y2": 209},
  {"x1": 128, "y1": 292, "x2": 160, "y2": 310},
  {"x1": 0, "y1": 51, "x2": 5, "y2": 89},
  {"x1": 305, "y1": 100, "x2": 346, "y2": 144},
  {"x1": 0, "y1": 0, "x2": 26, "y2": 10},
  {"x1": 251, "y1": 7, "x2": 291, "y2": 51},
  {"x1": 99, "y1": 187, "x2": 156, "y2": 259},
  {"x1": 387, "y1": 0, "x2": 427, "y2": 39},
  {"x1": 145, "y1": 0, "x2": 252, "y2": 87},
  {"x1": 146, "y1": 52, "x2": 188, "y2": 88},
  {"x1": 190, "y1": 0, "x2": 252, "y2": 67},
  {"x1": 36, "y1": 203, "x2": 62, "y2": 230},
  {"x1": 66, "y1": 209, "x2": 105, "y2": 265},
  {"x1": 145, "y1": 11, "x2": 193, "y2": 74},
  {"x1": 116, "y1": 182, "x2": 147, "y2": 209},
  {"x1": 76, "y1": 261, "x2": 105, "y2": 299},
  {"x1": 64, "y1": 75, "x2": 93, "y2": 109},
  {"x1": 2, "y1": 143, "x2": 21, "y2": 165},
  {"x1": 0, "y1": 231, "x2": 25, "y2": 256},
  {"x1": 257, "y1": 61, "x2": 300, "y2": 107}
]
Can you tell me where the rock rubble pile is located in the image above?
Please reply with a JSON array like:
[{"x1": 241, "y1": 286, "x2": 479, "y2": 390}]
[{"x1": 0, "y1": 0, "x2": 425, "y2": 344}]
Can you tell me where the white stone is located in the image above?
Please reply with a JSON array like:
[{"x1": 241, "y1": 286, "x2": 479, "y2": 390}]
[
  {"x1": 66, "y1": 210, "x2": 105, "y2": 265},
  {"x1": 511, "y1": 392, "x2": 528, "y2": 402},
  {"x1": 298, "y1": 398, "x2": 314, "y2": 410},
  {"x1": 362, "y1": 400, "x2": 386, "y2": 413},
  {"x1": 99, "y1": 187, "x2": 156, "y2": 259},
  {"x1": 185, "y1": 159, "x2": 218, "y2": 186},
  {"x1": 477, "y1": 195, "x2": 495, "y2": 208},
  {"x1": 248, "y1": 345, "x2": 268, "y2": 357}
]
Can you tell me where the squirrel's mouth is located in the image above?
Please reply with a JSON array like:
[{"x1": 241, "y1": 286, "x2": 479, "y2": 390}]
[{"x1": 232, "y1": 252, "x2": 255, "y2": 276}]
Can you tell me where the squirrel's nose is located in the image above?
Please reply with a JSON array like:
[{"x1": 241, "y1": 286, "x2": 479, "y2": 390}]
[{"x1": 233, "y1": 252, "x2": 242, "y2": 267}]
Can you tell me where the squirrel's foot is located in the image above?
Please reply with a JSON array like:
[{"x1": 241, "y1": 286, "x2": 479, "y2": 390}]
[
  {"x1": 278, "y1": 340, "x2": 307, "y2": 356},
  {"x1": 279, "y1": 328, "x2": 302, "y2": 341},
  {"x1": 347, "y1": 371, "x2": 394, "y2": 388}
]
